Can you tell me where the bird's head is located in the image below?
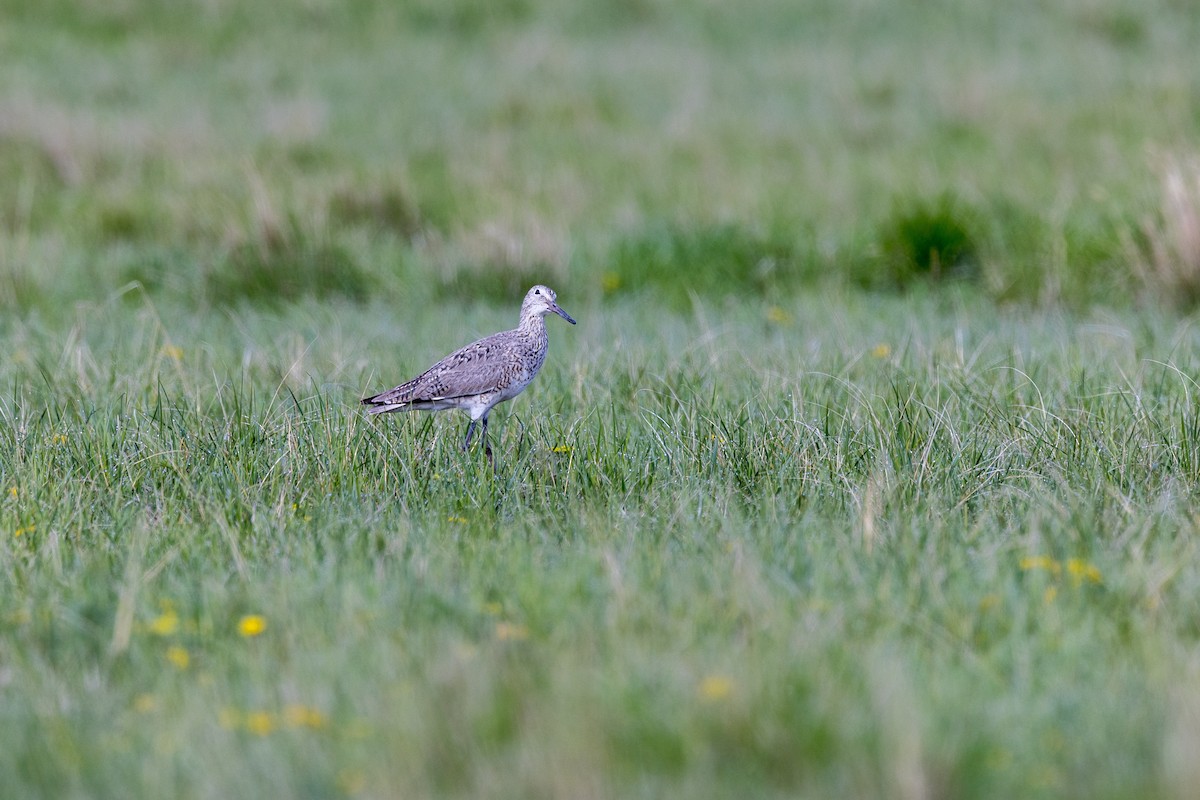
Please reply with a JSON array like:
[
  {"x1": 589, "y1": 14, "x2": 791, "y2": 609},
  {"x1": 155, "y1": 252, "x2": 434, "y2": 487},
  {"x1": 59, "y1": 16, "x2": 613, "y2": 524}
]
[{"x1": 522, "y1": 285, "x2": 576, "y2": 325}]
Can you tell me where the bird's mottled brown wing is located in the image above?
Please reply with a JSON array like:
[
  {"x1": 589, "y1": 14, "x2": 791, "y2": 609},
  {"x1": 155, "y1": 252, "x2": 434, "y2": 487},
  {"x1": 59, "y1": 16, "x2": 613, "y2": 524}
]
[{"x1": 363, "y1": 331, "x2": 520, "y2": 406}]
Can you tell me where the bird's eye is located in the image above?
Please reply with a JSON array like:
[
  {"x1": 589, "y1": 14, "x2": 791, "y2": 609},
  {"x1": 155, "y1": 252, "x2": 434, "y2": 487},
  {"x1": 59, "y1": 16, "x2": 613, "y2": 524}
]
[{"x1": 534, "y1": 289, "x2": 541, "y2": 295}]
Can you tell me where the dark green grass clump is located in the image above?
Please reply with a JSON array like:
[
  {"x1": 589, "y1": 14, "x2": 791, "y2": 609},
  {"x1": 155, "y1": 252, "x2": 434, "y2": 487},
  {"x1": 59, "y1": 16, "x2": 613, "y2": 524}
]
[
  {"x1": 328, "y1": 181, "x2": 426, "y2": 241},
  {"x1": 866, "y1": 194, "x2": 980, "y2": 289},
  {"x1": 205, "y1": 225, "x2": 373, "y2": 307},
  {"x1": 602, "y1": 223, "x2": 813, "y2": 308}
]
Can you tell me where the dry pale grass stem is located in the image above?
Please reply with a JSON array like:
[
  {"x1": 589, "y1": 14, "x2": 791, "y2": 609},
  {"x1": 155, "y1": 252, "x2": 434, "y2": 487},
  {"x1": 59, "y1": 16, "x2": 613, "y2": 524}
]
[{"x1": 1134, "y1": 154, "x2": 1200, "y2": 306}]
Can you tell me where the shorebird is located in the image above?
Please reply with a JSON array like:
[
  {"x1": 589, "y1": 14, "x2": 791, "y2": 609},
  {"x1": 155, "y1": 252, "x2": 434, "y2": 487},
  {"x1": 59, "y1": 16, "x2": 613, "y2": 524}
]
[{"x1": 362, "y1": 285, "x2": 576, "y2": 461}]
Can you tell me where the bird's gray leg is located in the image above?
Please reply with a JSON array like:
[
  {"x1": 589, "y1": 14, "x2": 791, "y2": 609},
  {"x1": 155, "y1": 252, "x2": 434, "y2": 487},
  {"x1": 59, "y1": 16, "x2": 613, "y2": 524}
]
[
  {"x1": 462, "y1": 419, "x2": 477, "y2": 451},
  {"x1": 482, "y1": 414, "x2": 495, "y2": 468}
]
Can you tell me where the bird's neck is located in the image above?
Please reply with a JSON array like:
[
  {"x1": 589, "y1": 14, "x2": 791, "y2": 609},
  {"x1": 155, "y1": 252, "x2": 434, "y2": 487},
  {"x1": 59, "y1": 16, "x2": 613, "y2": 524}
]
[{"x1": 518, "y1": 313, "x2": 546, "y2": 336}]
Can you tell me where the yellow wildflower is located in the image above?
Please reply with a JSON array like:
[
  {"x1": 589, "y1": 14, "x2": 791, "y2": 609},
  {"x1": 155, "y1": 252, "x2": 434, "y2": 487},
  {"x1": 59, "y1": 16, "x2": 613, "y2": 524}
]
[
  {"x1": 8, "y1": 486, "x2": 17, "y2": 499},
  {"x1": 1019, "y1": 555, "x2": 1061, "y2": 575},
  {"x1": 495, "y1": 622, "x2": 529, "y2": 641},
  {"x1": 551, "y1": 445, "x2": 573, "y2": 454},
  {"x1": 148, "y1": 609, "x2": 180, "y2": 636},
  {"x1": 601, "y1": 272, "x2": 622, "y2": 293},
  {"x1": 1043, "y1": 586, "x2": 1058, "y2": 604},
  {"x1": 698, "y1": 674, "x2": 734, "y2": 701},
  {"x1": 237, "y1": 614, "x2": 267, "y2": 638},
  {"x1": 133, "y1": 694, "x2": 158, "y2": 714},
  {"x1": 245, "y1": 711, "x2": 276, "y2": 736},
  {"x1": 14, "y1": 525, "x2": 34, "y2": 538},
  {"x1": 52, "y1": 434, "x2": 68, "y2": 445},
  {"x1": 165, "y1": 645, "x2": 190, "y2": 670},
  {"x1": 162, "y1": 345, "x2": 183, "y2": 361},
  {"x1": 284, "y1": 704, "x2": 328, "y2": 730},
  {"x1": 766, "y1": 305, "x2": 792, "y2": 325},
  {"x1": 871, "y1": 343, "x2": 892, "y2": 358},
  {"x1": 978, "y1": 593, "x2": 1001, "y2": 612},
  {"x1": 1066, "y1": 558, "x2": 1102, "y2": 585},
  {"x1": 447, "y1": 515, "x2": 468, "y2": 524}
]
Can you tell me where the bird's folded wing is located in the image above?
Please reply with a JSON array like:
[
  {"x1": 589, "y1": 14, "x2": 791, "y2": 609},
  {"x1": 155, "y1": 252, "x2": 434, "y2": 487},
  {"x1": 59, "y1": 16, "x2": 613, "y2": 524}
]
[{"x1": 371, "y1": 349, "x2": 516, "y2": 405}]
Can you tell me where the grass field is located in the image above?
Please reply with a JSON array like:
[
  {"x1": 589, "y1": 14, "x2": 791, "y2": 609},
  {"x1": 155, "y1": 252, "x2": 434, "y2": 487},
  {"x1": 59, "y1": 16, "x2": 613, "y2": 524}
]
[{"x1": 3, "y1": 1, "x2": 1200, "y2": 798}]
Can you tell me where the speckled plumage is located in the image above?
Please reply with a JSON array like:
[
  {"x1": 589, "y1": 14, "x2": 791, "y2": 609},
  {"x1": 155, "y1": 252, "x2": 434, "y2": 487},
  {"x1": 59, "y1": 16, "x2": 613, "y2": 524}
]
[{"x1": 362, "y1": 285, "x2": 576, "y2": 456}]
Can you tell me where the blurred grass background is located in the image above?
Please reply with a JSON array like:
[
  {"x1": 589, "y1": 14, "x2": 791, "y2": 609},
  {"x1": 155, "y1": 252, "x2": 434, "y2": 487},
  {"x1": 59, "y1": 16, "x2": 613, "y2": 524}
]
[
  {"x1": 3, "y1": 1, "x2": 1200, "y2": 798},
  {"x1": 2, "y1": 0, "x2": 1198, "y2": 310}
]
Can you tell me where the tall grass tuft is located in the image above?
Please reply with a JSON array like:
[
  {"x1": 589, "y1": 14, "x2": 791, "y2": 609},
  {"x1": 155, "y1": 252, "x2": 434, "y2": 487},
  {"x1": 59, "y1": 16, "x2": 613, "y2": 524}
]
[{"x1": 1131, "y1": 154, "x2": 1200, "y2": 308}]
